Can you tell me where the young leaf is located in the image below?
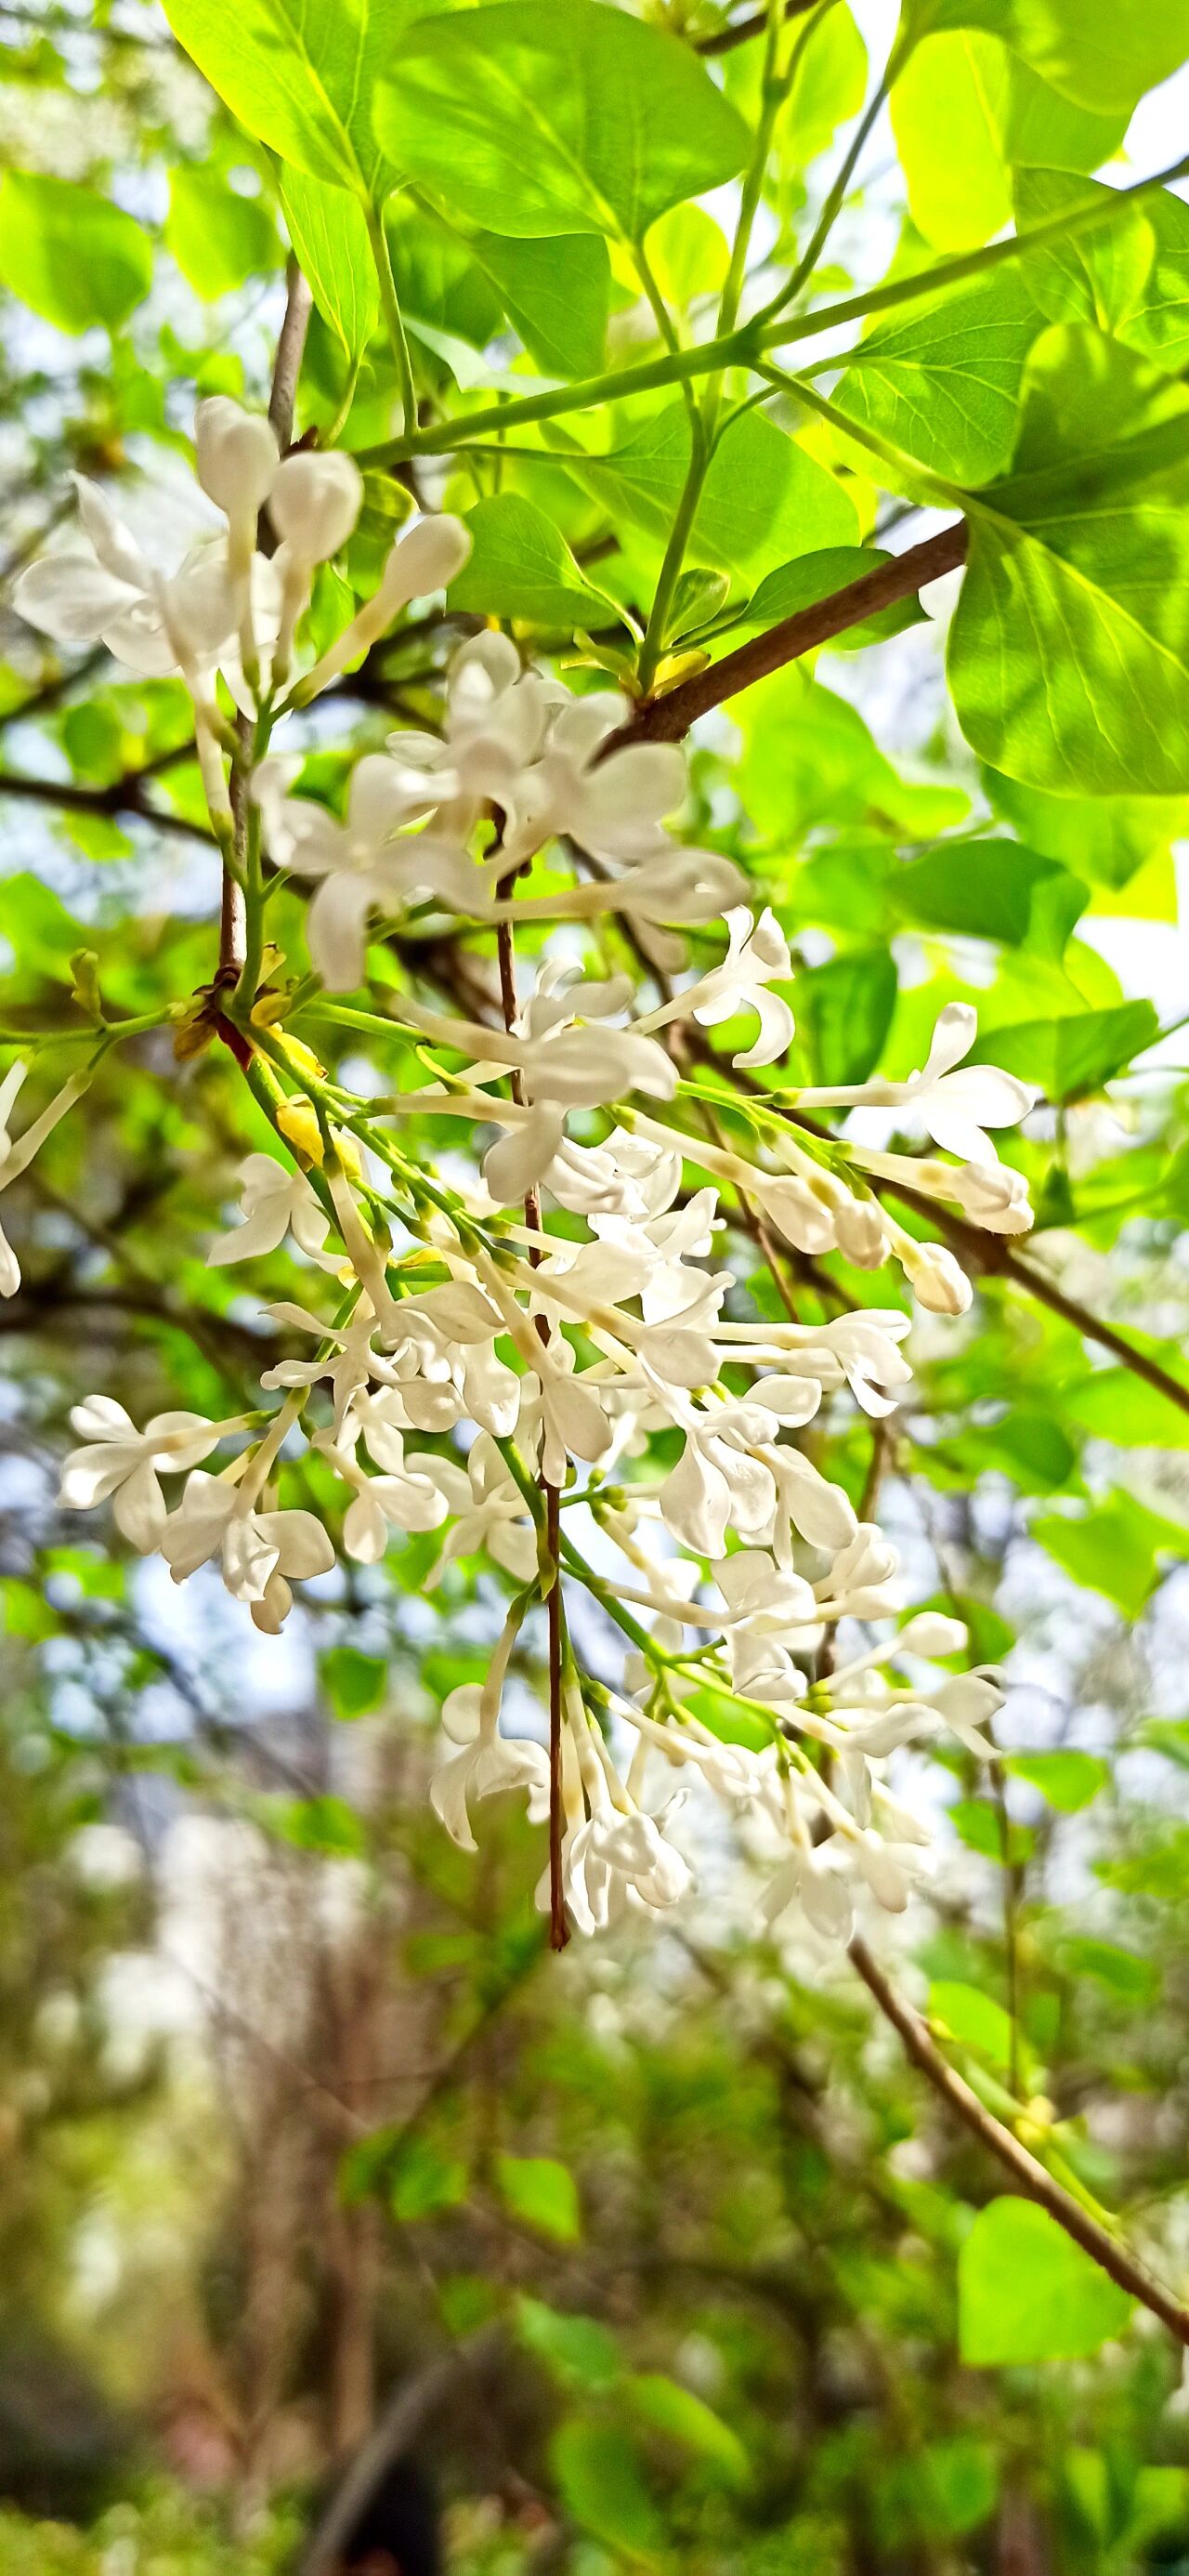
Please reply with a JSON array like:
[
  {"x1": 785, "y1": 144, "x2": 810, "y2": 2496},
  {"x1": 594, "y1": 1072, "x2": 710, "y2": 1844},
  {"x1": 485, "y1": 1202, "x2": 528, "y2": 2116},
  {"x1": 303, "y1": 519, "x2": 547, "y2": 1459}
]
[
  {"x1": 965, "y1": 999, "x2": 1157, "y2": 1097},
  {"x1": 550, "y1": 2417, "x2": 665, "y2": 2560},
  {"x1": 373, "y1": 0, "x2": 749, "y2": 242},
  {"x1": 892, "y1": 33, "x2": 1127, "y2": 252},
  {"x1": 0, "y1": 172, "x2": 152, "y2": 333},
  {"x1": 959, "y1": 2197, "x2": 1132, "y2": 2363},
  {"x1": 279, "y1": 166, "x2": 379, "y2": 358},
  {"x1": 563, "y1": 403, "x2": 856, "y2": 578},
  {"x1": 740, "y1": 545, "x2": 928, "y2": 650},
  {"x1": 796, "y1": 949, "x2": 898, "y2": 1085},
  {"x1": 907, "y1": 0, "x2": 1189, "y2": 116},
  {"x1": 496, "y1": 2152, "x2": 581, "y2": 2243},
  {"x1": 891, "y1": 840, "x2": 1088, "y2": 954},
  {"x1": 1031, "y1": 1492, "x2": 1186, "y2": 1620},
  {"x1": 1006, "y1": 1751, "x2": 1109, "y2": 1811},
  {"x1": 449, "y1": 493, "x2": 627, "y2": 632},
  {"x1": 166, "y1": 167, "x2": 280, "y2": 298}
]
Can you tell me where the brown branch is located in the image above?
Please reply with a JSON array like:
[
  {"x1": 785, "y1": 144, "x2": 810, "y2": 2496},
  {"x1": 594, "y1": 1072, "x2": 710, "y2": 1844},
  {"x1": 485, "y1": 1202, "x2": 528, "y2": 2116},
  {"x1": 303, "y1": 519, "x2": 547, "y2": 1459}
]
[
  {"x1": 621, "y1": 521, "x2": 969, "y2": 742},
  {"x1": 848, "y1": 1933, "x2": 1189, "y2": 2348},
  {"x1": 0, "y1": 766, "x2": 212, "y2": 842},
  {"x1": 268, "y1": 258, "x2": 314, "y2": 453},
  {"x1": 696, "y1": 0, "x2": 818, "y2": 53}
]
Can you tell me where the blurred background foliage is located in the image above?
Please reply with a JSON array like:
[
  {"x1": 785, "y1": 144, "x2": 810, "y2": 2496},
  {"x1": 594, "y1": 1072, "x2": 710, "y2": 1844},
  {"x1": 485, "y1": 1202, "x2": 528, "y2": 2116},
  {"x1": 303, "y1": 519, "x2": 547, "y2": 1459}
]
[{"x1": 3, "y1": 1, "x2": 1189, "y2": 2571}]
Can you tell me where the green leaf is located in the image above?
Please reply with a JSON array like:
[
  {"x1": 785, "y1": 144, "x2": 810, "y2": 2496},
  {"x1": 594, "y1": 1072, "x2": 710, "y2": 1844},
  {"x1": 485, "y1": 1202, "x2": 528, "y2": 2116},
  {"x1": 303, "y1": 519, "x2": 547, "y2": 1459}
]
[
  {"x1": 560, "y1": 403, "x2": 856, "y2": 580},
  {"x1": 466, "y1": 231, "x2": 609, "y2": 378},
  {"x1": 892, "y1": 840, "x2": 1087, "y2": 954},
  {"x1": 950, "y1": 324, "x2": 1189, "y2": 795},
  {"x1": 1017, "y1": 171, "x2": 1156, "y2": 337},
  {"x1": 268, "y1": 1793, "x2": 369, "y2": 1856},
  {"x1": 1138, "y1": 1717, "x2": 1189, "y2": 1769},
  {"x1": 959, "y1": 2197, "x2": 1132, "y2": 2363},
  {"x1": 320, "y1": 1643, "x2": 386, "y2": 1719},
  {"x1": 373, "y1": 0, "x2": 749, "y2": 242},
  {"x1": 1062, "y1": 1366, "x2": 1189, "y2": 1450},
  {"x1": 908, "y1": 0, "x2": 1189, "y2": 115},
  {"x1": 625, "y1": 2374, "x2": 749, "y2": 2484},
  {"x1": 892, "y1": 33, "x2": 1127, "y2": 252},
  {"x1": 781, "y1": 0, "x2": 868, "y2": 166},
  {"x1": 496, "y1": 2153, "x2": 581, "y2": 2243},
  {"x1": 740, "y1": 545, "x2": 928, "y2": 650},
  {"x1": 1032, "y1": 1492, "x2": 1188, "y2": 1619},
  {"x1": 949, "y1": 1799, "x2": 1034, "y2": 1866},
  {"x1": 929, "y1": 1980, "x2": 1016, "y2": 2070},
  {"x1": 1059, "y1": 1937, "x2": 1157, "y2": 2004},
  {"x1": 449, "y1": 493, "x2": 626, "y2": 633},
  {"x1": 738, "y1": 672, "x2": 969, "y2": 840},
  {"x1": 280, "y1": 166, "x2": 378, "y2": 357},
  {"x1": 516, "y1": 2296, "x2": 621, "y2": 2389},
  {"x1": 165, "y1": 167, "x2": 280, "y2": 298},
  {"x1": 835, "y1": 269, "x2": 1047, "y2": 486},
  {"x1": 1006, "y1": 1751, "x2": 1109, "y2": 1811},
  {"x1": 1118, "y1": 183, "x2": 1189, "y2": 373},
  {"x1": 967, "y1": 999, "x2": 1157, "y2": 1097},
  {"x1": 0, "y1": 172, "x2": 152, "y2": 333},
  {"x1": 162, "y1": 0, "x2": 418, "y2": 198},
  {"x1": 389, "y1": 2136, "x2": 468, "y2": 2221},
  {"x1": 797, "y1": 949, "x2": 898, "y2": 1085},
  {"x1": 550, "y1": 2418, "x2": 665, "y2": 2561}
]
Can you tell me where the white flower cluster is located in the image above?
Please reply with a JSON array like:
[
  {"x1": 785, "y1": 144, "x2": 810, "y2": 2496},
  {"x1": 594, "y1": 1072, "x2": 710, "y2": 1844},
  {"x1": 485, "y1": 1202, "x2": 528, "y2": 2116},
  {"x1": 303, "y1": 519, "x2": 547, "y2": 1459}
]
[{"x1": 17, "y1": 401, "x2": 1038, "y2": 1947}]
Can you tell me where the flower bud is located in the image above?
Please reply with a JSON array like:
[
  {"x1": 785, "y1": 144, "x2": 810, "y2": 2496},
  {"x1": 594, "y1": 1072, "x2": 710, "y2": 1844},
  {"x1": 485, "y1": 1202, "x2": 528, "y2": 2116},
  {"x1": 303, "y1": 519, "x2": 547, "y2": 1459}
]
[
  {"x1": 195, "y1": 399, "x2": 280, "y2": 523},
  {"x1": 897, "y1": 1610, "x2": 967, "y2": 1658},
  {"x1": 269, "y1": 450, "x2": 363, "y2": 561},
  {"x1": 904, "y1": 1240, "x2": 972, "y2": 1315},
  {"x1": 379, "y1": 511, "x2": 471, "y2": 607}
]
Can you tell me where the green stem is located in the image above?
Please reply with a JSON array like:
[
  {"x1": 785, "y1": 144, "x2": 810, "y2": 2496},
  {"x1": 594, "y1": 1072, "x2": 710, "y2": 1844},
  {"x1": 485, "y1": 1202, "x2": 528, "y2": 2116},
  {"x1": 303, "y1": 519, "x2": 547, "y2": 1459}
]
[
  {"x1": 635, "y1": 415, "x2": 710, "y2": 694},
  {"x1": 365, "y1": 201, "x2": 417, "y2": 437},
  {"x1": 757, "y1": 54, "x2": 895, "y2": 326},
  {"x1": 360, "y1": 151, "x2": 1189, "y2": 464},
  {"x1": 636, "y1": 0, "x2": 795, "y2": 698}
]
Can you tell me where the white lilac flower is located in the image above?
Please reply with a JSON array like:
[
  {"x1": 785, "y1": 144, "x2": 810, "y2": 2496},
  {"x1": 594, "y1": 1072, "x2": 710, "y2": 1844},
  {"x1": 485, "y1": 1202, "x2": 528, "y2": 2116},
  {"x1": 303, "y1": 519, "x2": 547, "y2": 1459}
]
[
  {"x1": 503, "y1": 692, "x2": 686, "y2": 867},
  {"x1": 430, "y1": 1649, "x2": 551, "y2": 1854},
  {"x1": 59, "y1": 1399, "x2": 230, "y2": 1552},
  {"x1": 798, "y1": 1001, "x2": 1035, "y2": 1165},
  {"x1": 13, "y1": 478, "x2": 240, "y2": 678},
  {"x1": 160, "y1": 1467, "x2": 334, "y2": 1631},
  {"x1": 206, "y1": 1152, "x2": 338, "y2": 1269},
  {"x1": 551, "y1": 1794, "x2": 693, "y2": 1936},
  {"x1": 422, "y1": 1436, "x2": 537, "y2": 1588},
  {"x1": 385, "y1": 629, "x2": 558, "y2": 830},
  {"x1": 639, "y1": 907, "x2": 794, "y2": 1070},
  {"x1": 255, "y1": 755, "x2": 471, "y2": 992},
  {"x1": 315, "y1": 1428, "x2": 447, "y2": 1563},
  {"x1": 0, "y1": 1061, "x2": 92, "y2": 1296}
]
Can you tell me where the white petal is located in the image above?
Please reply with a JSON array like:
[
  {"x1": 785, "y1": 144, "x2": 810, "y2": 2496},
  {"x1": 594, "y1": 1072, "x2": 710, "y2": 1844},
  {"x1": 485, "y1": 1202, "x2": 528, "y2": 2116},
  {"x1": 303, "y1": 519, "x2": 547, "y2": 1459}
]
[{"x1": 306, "y1": 873, "x2": 377, "y2": 992}]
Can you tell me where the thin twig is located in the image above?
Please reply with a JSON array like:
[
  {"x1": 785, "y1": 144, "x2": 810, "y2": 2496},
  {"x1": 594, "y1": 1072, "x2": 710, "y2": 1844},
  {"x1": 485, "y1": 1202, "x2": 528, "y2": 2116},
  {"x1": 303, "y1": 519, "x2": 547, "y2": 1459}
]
[
  {"x1": 268, "y1": 259, "x2": 314, "y2": 453},
  {"x1": 847, "y1": 1933, "x2": 1189, "y2": 2348}
]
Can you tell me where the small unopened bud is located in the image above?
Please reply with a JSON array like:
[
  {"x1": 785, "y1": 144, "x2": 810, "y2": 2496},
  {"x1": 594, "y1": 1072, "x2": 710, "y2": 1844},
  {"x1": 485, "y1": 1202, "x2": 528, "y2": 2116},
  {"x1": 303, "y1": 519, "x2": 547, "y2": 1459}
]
[
  {"x1": 897, "y1": 1611, "x2": 967, "y2": 1658},
  {"x1": 195, "y1": 398, "x2": 279, "y2": 523},
  {"x1": 903, "y1": 1240, "x2": 972, "y2": 1315},
  {"x1": 269, "y1": 451, "x2": 363, "y2": 561},
  {"x1": 276, "y1": 1093, "x2": 323, "y2": 1166}
]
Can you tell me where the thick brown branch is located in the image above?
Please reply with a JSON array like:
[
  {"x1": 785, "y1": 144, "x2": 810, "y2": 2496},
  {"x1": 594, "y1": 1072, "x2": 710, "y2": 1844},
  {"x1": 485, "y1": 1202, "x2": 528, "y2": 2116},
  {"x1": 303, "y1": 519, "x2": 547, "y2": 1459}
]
[
  {"x1": 848, "y1": 1933, "x2": 1189, "y2": 2348},
  {"x1": 623, "y1": 521, "x2": 970, "y2": 742}
]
